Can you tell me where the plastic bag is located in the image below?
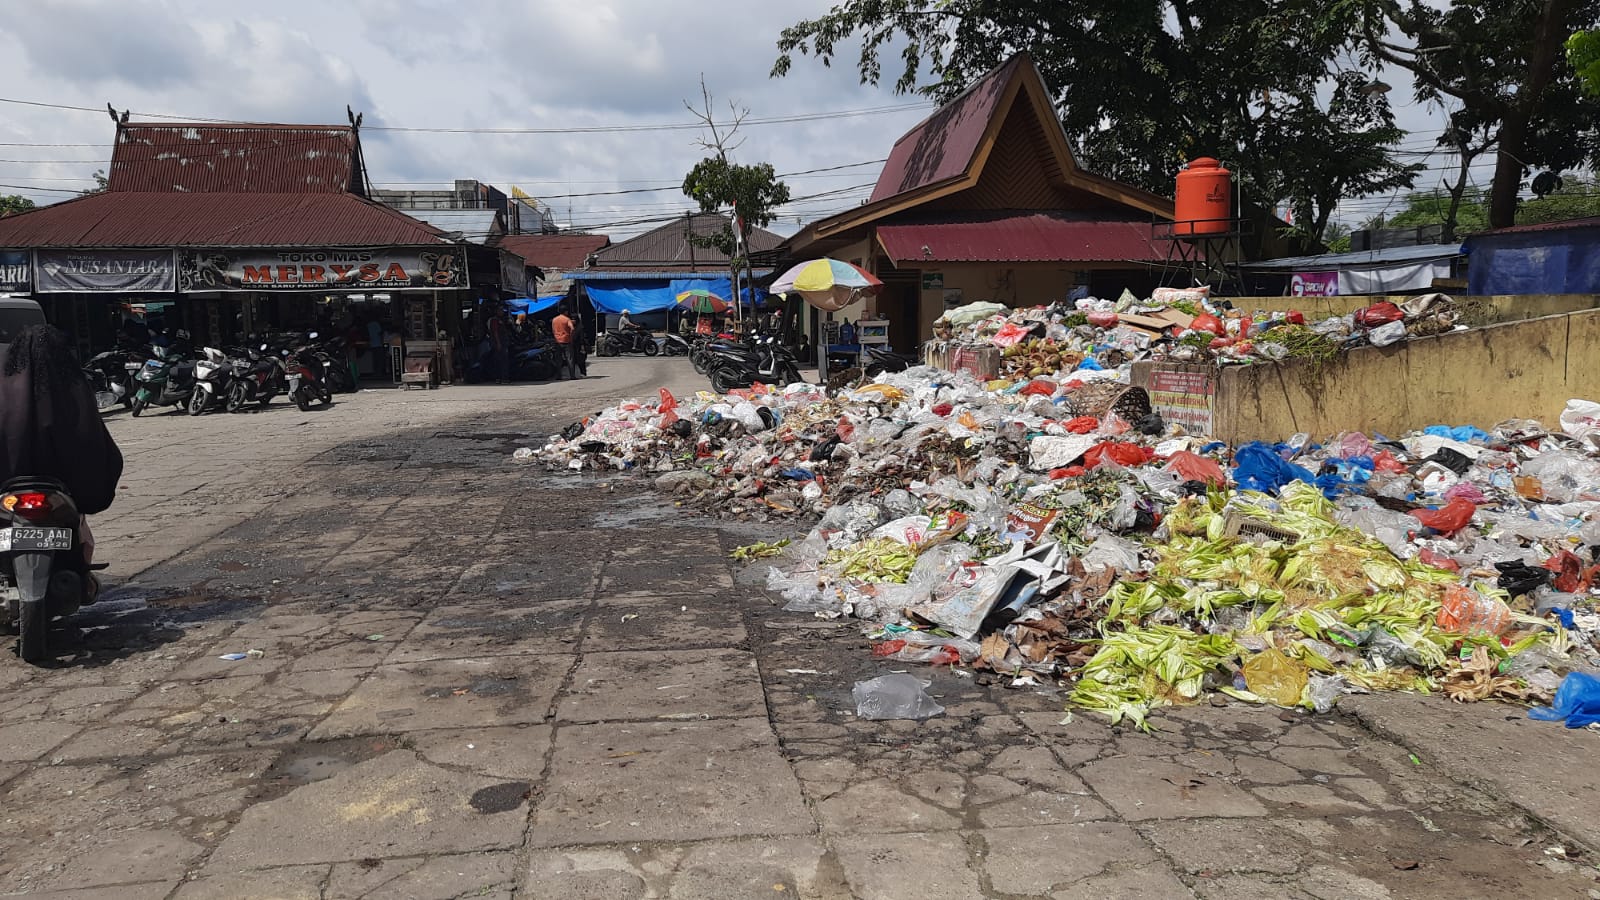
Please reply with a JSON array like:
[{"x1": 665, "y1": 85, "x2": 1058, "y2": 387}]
[
  {"x1": 1436, "y1": 584, "x2": 1513, "y2": 636},
  {"x1": 1233, "y1": 442, "x2": 1315, "y2": 494},
  {"x1": 1354, "y1": 301, "x2": 1403, "y2": 327},
  {"x1": 1559, "y1": 399, "x2": 1600, "y2": 447},
  {"x1": 1409, "y1": 497, "x2": 1476, "y2": 535},
  {"x1": 1528, "y1": 672, "x2": 1600, "y2": 728},
  {"x1": 852, "y1": 673, "x2": 945, "y2": 720},
  {"x1": 1082, "y1": 534, "x2": 1143, "y2": 574},
  {"x1": 1243, "y1": 647, "x2": 1308, "y2": 708},
  {"x1": 1368, "y1": 321, "x2": 1407, "y2": 347},
  {"x1": 1307, "y1": 674, "x2": 1345, "y2": 714},
  {"x1": 1163, "y1": 450, "x2": 1226, "y2": 486}
]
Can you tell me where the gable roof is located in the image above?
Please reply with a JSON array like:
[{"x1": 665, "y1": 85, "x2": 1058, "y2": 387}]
[
  {"x1": 585, "y1": 212, "x2": 783, "y2": 272},
  {"x1": 0, "y1": 191, "x2": 448, "y2": 248},
  {"x1": 109, "y1": 122, "x2": 363, "y2": 194},
  {"x1": 496, "y1": 233, "x2": 612, "y2": 270},
  {"x1": 797, "y1": 52, "x2": 1173, "y2": 249}
]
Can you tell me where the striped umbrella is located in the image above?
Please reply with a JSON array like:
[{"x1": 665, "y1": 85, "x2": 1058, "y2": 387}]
[
  {"x1": 770, "y1": 258, "x2": 883, "y2": 311},
  {"x1": 675, "y1": 289, "x2": 731, "y2": 314}
]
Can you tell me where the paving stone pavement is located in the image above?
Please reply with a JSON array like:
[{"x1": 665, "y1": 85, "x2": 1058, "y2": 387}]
[{"x1": 0, "y1": 359, "x2": 1595, "y2": 898}]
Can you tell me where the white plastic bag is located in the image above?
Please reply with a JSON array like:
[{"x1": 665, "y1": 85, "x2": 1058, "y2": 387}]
[
  {"x1": 852, "y1": 674, "x2": 945, "y2": 720},
  {"x1": 1560, "y1": 399, "x2": 1600, "y2": 448}
]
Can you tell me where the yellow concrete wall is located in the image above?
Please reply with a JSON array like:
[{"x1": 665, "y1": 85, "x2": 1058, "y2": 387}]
[
  {"x1": 1227, "y1": 293, "x2": 1600, "y2": 326},
  {"x1": 1134, "y1": 307, "x2": 1600, "y2": 443}
]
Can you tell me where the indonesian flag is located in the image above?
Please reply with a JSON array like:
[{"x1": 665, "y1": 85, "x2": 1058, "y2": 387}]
[{"x1": 732, "y1": 203, "x2": 745, "y2": 252}]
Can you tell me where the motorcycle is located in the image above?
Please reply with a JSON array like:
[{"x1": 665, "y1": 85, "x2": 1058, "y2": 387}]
[
  {"x1": 599, "y1": 327, "x2": 659, "y2": 357},
  {"x1": 0, "y1": 478, "x2": 105, "y2": 663},
  {"x1": 130, "y1": 342, "x2": 198, "y2": 417},
  {"x1": 511, "y1": 342, "x2": 559, "y2": 381},
  {"x1": 662, "y1": 333, "x2": 692, "y2": 357},
  {"x1": 188, "y1": 347, "x2": 238, "y2": 416},
  {"x1": 83, "y1": 349, "x2": 146, "y2": 412},
  {"x1": 863, "y1": 344, "x2": 921, "y2": 377},
  {"x1": 225, "y1": 344, "x2": 286, "y2": 412},
  {"x1": 706, "y1": 335, "x2": 803, "y2": 394},
  {"x1": 283, "y1": 342, "x2": 333, "y2": 412},
  {"x1": 309, "y1": 334, "x2": 356, "y2": 394}
]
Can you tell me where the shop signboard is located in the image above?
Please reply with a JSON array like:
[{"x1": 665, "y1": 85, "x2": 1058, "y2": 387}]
[
  {"x1": 499, "y1": 250, "x2": 528, "y2": 295},
  {"x1": 177, "y1": 247, "x2": 467, "y2": 291},
  {"x1": 0, "y1": 250, "x2": 28, "y2": 293},
  {"x1": 1289, "y1": 271, "x2": 1339, "y2": 297},
  {"x1": 1148, "y1": 366, "x2": 1215, "y2": 434},
  {"x1": 35, "y1": 249, "x2": 175, "y2": 293}
]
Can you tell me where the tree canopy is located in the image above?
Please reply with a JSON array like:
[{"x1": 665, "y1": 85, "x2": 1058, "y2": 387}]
[
  {"x1": 680, "y1": 157, "x2": 791, "y2": 259},
  {"x1": 772, "y1": 0, "x2": 1419, "y2": 240},
  {"x1": 0, "y1": 195, "x2": 35, "y2": 217},
  {"x1": 1382, "y1": 178, "x2": 1600, "y2": 234}
]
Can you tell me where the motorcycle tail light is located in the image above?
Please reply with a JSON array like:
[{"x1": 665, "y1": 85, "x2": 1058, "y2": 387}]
[{"x1": 2, "y1": 491, "x2": 52, "y2": 520}]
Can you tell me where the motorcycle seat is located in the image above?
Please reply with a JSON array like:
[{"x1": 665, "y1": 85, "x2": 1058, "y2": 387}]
[{"x1": 2, "y1": 476, "x2": 67, "y2": 494}]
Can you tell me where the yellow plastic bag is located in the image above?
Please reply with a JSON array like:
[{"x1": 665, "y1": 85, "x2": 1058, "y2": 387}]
[
  {"x1": 854, "y1": 384, "x2": 906, "y2": 403},
  {"x1": 1243, "y1": 647, "x2": 1309, "y2": 708}
]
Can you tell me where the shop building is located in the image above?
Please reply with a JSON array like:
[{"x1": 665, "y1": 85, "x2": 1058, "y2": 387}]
[
  {"x1": 777, "y1": 52, "x2": 1176, "y2": 354},
  {"x1": 0, "y1": 120, "x2": 526, "y2": 373}
]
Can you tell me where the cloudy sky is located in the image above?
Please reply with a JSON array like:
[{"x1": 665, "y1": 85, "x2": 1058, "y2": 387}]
[{"x1": 0, "y1": 0, "x2": 1467, "y2": 237}]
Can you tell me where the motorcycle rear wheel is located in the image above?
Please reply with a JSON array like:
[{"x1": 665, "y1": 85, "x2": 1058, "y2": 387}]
[
  {"x1": 130, "y1": 397, "x2": 148, "y2": 417},
  {"x1": 709, "y1": 366, "x2": 742, "y2": 395},
  {"x1": 643, "y1": 340, "x2": 660, "y2": 357},
  {"x1": 17, "y1": 600, "x2": 46, "y2": 664},
  {"x1": 294, "y1": 388, "x2": 313, "y2": 412}
]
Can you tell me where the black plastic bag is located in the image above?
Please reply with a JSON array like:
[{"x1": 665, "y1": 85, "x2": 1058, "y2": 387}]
[
  {"x1": 560, "y1": 422, "x2": 585, "y2": 441},
  {"x1": 1495, "y1": 560, "x2": 1552, "y2": 597},
  {"x1": 809, "y1": 436, "x2": 841, "y2": 462},
  {"x1": 1425, "y1": 447, "x2": 1472, "y2": 475}
]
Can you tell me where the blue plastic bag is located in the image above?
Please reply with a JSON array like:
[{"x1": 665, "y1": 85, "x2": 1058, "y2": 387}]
[
  {"x1": 1075, "y1": 357, "x2": 1105, "y2": 372},
  {"x1": 1424, "y1": 424, "x2": 1491, "y2": 444},
  {"x1": 1529, "y1": 672, "x2": 1600, "y2": 728},
  {"x1": 1233, "y1": 442, "x2": 1316, "y2": 494}
]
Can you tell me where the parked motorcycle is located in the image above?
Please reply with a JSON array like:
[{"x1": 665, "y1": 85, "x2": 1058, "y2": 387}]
[
  {"x1": 662, "y1": 333, "x2": 692, "y2": 357},
  {"x1": 511, "y1": 342, "x2": 559, "y2": 381},
  {"x1": 83, "y1": 349, "x2": 146, "y2": 412},
  {"x1": 283, "y1": 342, "x2": 333, "y2": 412},
  {"x1": 130, "y1": 342, "x2": 198, "y2": 417},
  {"x1": 599, "y1": 327, "x2": 659, "y2": 357},
  {"x1": 0, "y1": 478, "x2": 105, "y2": 663},
  {"x1": 863, "y1": 344, "x2": 921, "y2": 377},
  {"x1": 706, "y1": 335, "x2": 802, "y2": 393},
  {"x1": 188, "y1": 347, "x2": 238, "y2": 416},
  {"x1": 225, "y1": 344, "x2": 286, "y2": 412},
  {"x1": 309, "y1": 334, "x2": 357, "y2": 394}
]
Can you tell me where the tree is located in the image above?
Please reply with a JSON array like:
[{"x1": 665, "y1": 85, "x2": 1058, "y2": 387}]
[
  {"x1": 772, "y1": 0, "x2": 1417, "y2": 242},
  {"x1": 1323, "y1": 220, "x2": 1353, "y2": 252},
  {"x1": 79, "y1": 169, "x2": 108, "y2": 196},
  {"x1": 680, "y1": 78, "x2": 792, "y2": 318},
  {"x1": 1382, "y1": 178, "x2": 1600, "y2": 233},
  {"x1": 1572, "y1": 30, "x2": 1600, "y2": 93},
  {"x1": 0, "y1": 195, "x2": 34, "y2": 217},
  {"x1": 1349, "y1": 0, "x2": 1600, "y2": 228}
]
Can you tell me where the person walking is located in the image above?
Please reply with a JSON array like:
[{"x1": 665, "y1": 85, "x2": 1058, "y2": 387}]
[
  {"x1": 487, "y1": 307, "x2": 510, "y2": 384},
  {"x1": 551, "y1": 304, "x2": 584, "y2": 379}
]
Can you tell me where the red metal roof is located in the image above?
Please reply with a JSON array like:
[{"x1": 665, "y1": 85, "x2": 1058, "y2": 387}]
[
  {"x1": 876, "y1": 213, "x2": 1164, "y2": 264},
  {"x1": 0, "y1": 191, "x2": 448, "y2": 248},
  {"x1": 869, "y1": 55, "x2": 1025, "y2": 204},
  {"x1": 110, "y1": 122, "x2": 359, "y2": 194},
  {"x1": 495, "y1": 233, "x2": 611, "y2": 270}
]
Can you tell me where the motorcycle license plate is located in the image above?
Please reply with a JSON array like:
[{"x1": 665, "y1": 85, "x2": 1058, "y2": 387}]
[{"x1": 0, "y1": 527, "x2": 73, "y2": 552}]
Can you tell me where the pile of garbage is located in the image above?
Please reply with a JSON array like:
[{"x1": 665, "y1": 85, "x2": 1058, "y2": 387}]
[{"x1": 528, "y1": 309, "x2": 1600, "y2": 729}]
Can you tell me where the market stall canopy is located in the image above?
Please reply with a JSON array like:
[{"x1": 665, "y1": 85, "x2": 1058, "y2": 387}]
[
  {"x1": 1243, "y1": 244, "x2": 1464, "y2": 295},
  {"x1": 676, "y1": 289, "x2": 731, "y2": 314},
  {"x1": 1464, "y1": 217, "x2": 1600, "y2": 296},
  {"x1": 770, "y1": 258, "x2": 883, "y2": 312},
  {"x1": 584, "y1": 276, "x2": 768, "y2": 314},
  {"x1": 505, "y1": 296, "x2": 561, "y2": 315}
]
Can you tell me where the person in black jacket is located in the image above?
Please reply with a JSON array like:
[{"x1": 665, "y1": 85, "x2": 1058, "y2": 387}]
[{"x1": 0, "y1": 326, "x2": 123, "y2": 560}]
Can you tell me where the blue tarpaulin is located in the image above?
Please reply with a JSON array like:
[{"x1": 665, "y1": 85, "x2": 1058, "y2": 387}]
[
  {"x1": 1465, "y1": 222, "x2": 1600, "y2": 295},
  {"x1": 502, "y1": 296, "x2": 561, "y2": 315},
  {"x1": 583, "y1": 277, "x2": 767, "y2": 314}
]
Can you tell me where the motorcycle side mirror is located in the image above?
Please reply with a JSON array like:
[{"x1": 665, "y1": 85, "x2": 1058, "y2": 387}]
[
  {"x1": 261, "y1": 343, "x2": 269, "y2": 351},
  {"x1": 308, "y1": 332, "x2": 319, "y2": 340}
]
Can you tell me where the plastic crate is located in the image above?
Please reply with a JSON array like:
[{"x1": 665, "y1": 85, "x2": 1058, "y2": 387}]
[{"x1": 1221, "y1": 509, "x2": 1300, "y2": 544}]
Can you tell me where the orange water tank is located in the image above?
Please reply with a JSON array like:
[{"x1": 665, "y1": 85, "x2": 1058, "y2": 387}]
[{"x1": 1174, "y1": 157, "x2": 1232, "y2": 236}]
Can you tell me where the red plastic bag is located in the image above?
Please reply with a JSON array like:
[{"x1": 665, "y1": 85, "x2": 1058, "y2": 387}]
[
  {"x1": 1543, "y1": 550, "x2": 1597, "y2": 594},
  {"x1": 931, "y1": 402, "x2": 954, "y2": 417},
  {"x1": 1355, "y1": 301, "x2": 1403, "y2": 327},
  {"x1": 1162, "y1": 450, "x2": 1226, "y2": 486},
  {"x1": 1409, "y1": 497, "x2": 1476, "y2": 535},
  {"x1": 1286, "y1": 311, "x2": 1305, "y2": 325},
  {"x1": 1020, "y1": 380, "x2": 1056, "y2": 397},
  {"x1": 1049, "y1": 465, "x2": 1087, "y2": 480},
  {"x1": 992, "y1": 322, "x2": 1033, "y2": 347},
  {"x1": 1372, "y1": 450, "x2": 1407, "y2": 473},
  {"x1": 1084, "y1": 441, "x2": 1152, "y2": 469},
  {"x1": 1086, "y1": 311, "x2": 1119, "y2": 329},
  {"x1": 1191, "y1": 313, "x2": 1224, "y2": 336},
  {"x1": 1437, "y1": 585, "x2": 1513, "y2": 636},
  {"x1": 1064, "y1": 416, "x2": 1099, "y2": 434},
  {"x1": 1417, "y1": 547, "x2": 1460, "y2": 573},
  {"x1": 658, "y1": 388, "x2": 677, "y2": 412}
]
